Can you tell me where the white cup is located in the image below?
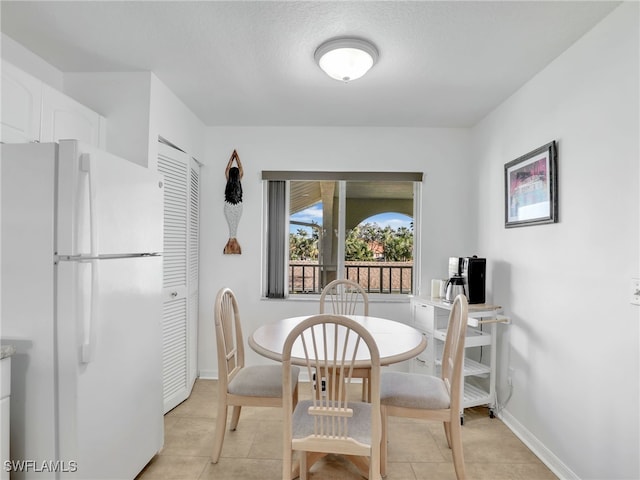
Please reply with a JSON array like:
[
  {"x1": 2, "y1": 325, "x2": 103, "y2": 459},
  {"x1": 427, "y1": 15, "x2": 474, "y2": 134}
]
[{"x1": 431, "y1": 279, "x2": 441, "y2": 298}]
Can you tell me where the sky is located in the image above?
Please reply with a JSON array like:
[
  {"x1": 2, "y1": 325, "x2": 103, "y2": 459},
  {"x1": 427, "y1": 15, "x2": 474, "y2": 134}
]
[{"x1": 290, "y1": 202, "x2": 412, "y2": 234}]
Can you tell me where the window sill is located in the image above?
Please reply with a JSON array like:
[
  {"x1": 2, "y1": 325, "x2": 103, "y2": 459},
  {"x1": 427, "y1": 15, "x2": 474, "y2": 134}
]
[{"x1": 261, "y1": 294, "x2": 411, "y2": 304}]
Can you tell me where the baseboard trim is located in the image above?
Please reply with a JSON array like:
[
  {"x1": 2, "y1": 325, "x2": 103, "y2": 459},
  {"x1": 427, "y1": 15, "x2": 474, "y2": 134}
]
[
  {"x1": 498, "y1": 408, "x2": 578, "y2": 480},
  {"x1": 198, "y1": 370, "x2": 217, "y2": 380}
]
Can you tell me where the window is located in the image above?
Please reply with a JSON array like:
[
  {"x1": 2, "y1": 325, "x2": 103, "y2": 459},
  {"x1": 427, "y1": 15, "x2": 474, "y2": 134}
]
[{"x1": 262, "y1": 171, "x2": 422, "y2": 298}]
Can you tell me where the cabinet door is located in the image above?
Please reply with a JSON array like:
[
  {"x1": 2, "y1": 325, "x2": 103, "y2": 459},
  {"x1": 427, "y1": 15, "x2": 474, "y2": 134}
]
[
  {"x1": 157, "y1": 142, "x2": 200, "y2": 413},
  {"x1": 410, "y1": 301, "x2": 435, "y2": 374},
  {"x1": 40, "y1": 84, "x2": 105, "y2": 148},
  {"x1": 1, "y1": 61, "x2": 42, "y2": 143},
  {"x1": 413, "y1": 301, "x2": 434, "y2": 332}
]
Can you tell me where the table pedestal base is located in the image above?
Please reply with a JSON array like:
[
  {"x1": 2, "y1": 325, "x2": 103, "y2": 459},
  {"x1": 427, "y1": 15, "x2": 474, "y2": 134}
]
[{"x1": 291, "y1": 452, "x2": 371, "y2": 479}]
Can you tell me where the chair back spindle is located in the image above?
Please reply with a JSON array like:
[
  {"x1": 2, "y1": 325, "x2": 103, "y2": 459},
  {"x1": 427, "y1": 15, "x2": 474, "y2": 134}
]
[
  {"x1": 320, "y1": 279, "x2": 369, "y2": 316},
  {"x1": 319, "y1": 279, "x2": 371, "y2": 401},
  {"x1": 215, "y1": 288, "x2": 245, "y2": 386}
]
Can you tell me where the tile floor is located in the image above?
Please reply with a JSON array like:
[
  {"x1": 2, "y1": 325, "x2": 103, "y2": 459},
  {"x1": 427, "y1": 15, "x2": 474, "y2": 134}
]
[{"x1": 136, "y1": 379, "x2": 557, "y2": 480}]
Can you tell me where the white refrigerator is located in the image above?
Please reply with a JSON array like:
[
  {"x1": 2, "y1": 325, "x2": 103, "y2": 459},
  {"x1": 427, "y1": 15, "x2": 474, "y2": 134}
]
[{"x1": 1, "y1": 140, "x2": 164, "y2": 479}]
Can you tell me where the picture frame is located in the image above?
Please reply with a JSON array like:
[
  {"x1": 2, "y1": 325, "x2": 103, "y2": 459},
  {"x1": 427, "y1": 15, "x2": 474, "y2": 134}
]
[{"x1": 504, "y1": 141, "x2": 557, "y2": 228}]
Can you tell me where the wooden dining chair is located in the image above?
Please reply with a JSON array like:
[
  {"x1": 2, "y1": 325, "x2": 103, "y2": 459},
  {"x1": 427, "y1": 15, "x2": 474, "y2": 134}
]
[
  {"x1": 211, "y1": 287, "x2": 299, "y2": 464},
  {"x1": 379, "y1": 294, "x2": 469, "y2": 479},
  {"x1": 319, "y1": 279, "x2": 369, "y2": 316},
  {"x1": 281, "y1": 314, "x2": 382, "y2": 480},
  {"x1": 319, "y1": 279, "x2": 371, "y2": 401}
]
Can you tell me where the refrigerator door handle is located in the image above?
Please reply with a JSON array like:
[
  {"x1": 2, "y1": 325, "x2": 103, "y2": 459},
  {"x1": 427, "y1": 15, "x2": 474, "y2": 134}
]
[
  {"x1": 80, "y1": 258, "x2": 99, "y2": 364},
  {"x1": 79, "y1": 153, "x2": 99, "y2": 256}
]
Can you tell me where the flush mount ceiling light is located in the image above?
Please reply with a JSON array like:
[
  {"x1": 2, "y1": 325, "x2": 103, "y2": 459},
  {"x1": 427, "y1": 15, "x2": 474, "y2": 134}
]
[{"x1": 314, "y1": 37, "x2": 379, "y2": 82}]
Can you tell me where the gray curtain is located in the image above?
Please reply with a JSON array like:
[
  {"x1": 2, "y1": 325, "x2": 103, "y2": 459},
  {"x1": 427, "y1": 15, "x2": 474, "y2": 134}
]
[{"x1": 266, "y1": 181, "x2": 286, "y2": 298}]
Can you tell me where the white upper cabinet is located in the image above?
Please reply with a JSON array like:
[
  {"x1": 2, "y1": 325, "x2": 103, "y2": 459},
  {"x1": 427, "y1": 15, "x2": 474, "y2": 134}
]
[
  {"x1": 40, "y1": 84, "x2": 105, "y2": 148},
  {"x1": 1, "y1": 61, "x2": 42, "y2": 143},
  {"x1": 1, "y1": 61, "x2": 105, "y2": 148}
]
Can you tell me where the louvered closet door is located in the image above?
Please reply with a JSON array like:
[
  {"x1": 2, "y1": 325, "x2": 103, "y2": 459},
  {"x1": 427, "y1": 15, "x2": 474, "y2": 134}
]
[
  {"x1": 188, "y1": 160, "x2": 200, "y2": 391},
  {"x1": 157, "y1": 141, "x2": 200, "y2": 413}
]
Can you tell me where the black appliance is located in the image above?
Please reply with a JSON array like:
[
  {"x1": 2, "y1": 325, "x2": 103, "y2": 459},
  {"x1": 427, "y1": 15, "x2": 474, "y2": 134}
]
[{"x1": 448, "y1": 256, "x2": 486, "y2": 304}]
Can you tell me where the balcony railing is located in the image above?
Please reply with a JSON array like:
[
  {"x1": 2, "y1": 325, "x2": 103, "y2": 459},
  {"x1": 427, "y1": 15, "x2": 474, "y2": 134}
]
[{"x1": 289, "y1": 261, "x2": 413, "y2": 295}]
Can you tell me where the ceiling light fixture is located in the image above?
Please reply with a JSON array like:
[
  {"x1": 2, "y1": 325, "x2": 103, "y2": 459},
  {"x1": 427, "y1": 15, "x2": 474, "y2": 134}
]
[{"x1": 314, "y1": 37, "x2": 379, "y2": 82}]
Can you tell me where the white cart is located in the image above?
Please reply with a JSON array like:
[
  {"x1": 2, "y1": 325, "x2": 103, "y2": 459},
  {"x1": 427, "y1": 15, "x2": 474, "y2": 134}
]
[{"x1": 408, "y1": 296, "x2": 508, "y2": 421}]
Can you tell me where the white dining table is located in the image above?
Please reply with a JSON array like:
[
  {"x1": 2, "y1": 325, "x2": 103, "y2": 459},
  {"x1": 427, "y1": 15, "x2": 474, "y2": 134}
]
[
  {"x1": 249, "y1": 314, "x2": 427, "y2": 367},
  {"x1": 249, "y1": 314, "x2": 426, "y2": 479}
]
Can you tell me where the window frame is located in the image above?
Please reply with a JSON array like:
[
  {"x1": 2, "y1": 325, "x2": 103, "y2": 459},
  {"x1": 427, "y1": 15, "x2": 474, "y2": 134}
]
[{"x1": 262, "y1": 171, "x2": 423, "y2": 300}]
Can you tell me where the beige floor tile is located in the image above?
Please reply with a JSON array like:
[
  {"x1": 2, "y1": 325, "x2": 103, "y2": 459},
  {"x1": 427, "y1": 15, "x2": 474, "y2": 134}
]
[
  {"x1": 139, "y1": 379, "x2": 557, "y2": 480},
  {"x1": 200, "y1": 457, "x2": 282, "y2": 480},
  {"x1": 136, "y1": 455, "x2": 209, "y2": 479},
  {"x1": 163, "y1": 414, "x2": 181, "y2": 432},
  {"x1": 410, "y1": 461, "x2": 459, "y2": 480},
  {"x1": 385, "y1": 419, "x2": 446, "y2": 463},
  {"x1": 382, "y1": 462, "x2": 418, "y2": 480},
  {"x1": 465, "y1": 462, "x2": 560, "y2": 480},
  {"x1": 191, "y1": 379, "x2": 217, "y2": 394},
  {"x1": 166, "y1": 392, "x2": 216, "y2": 419},
  {"x1": 461, "y1": 434, "x2": 542, "y2": 464},
  {"x1": 230, "y1": 405, "x2": 286, "y2": 423},
  {"x1": 161, "y1": 417, "x2": 216, "y2": 457},
  {"x1": 247, "y1": 420, "x2": 285, "y2": 459},
  {"x1": 214, "y1": 421, "x2": 259, "y2": 460}
]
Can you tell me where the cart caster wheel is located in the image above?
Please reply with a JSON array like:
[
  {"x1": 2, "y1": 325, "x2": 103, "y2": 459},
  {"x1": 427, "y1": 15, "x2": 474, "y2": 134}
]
[{"x1": 489, "y1": 409, "x2": 495, "y2": 418}]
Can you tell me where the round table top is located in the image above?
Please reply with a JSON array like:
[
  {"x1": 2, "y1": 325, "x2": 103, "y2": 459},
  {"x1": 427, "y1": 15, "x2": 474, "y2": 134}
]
[{"x1": 249, "y1": 315, "x2": 426, "y2": 367}]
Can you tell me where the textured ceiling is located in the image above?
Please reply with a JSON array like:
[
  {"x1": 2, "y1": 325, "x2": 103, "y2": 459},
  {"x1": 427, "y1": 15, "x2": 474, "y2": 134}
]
[{"x1": 0, "y1": 1, "x2": 620, "y2": 127}]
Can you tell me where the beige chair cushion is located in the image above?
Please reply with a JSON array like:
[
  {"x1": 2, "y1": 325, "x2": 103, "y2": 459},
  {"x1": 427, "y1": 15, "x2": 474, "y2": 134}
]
[
  {"x1": 292, "y1": 399, "x2": 373, "y2": 445},
  {"x1": 228, "y1": 365, "x2": 300, "y2": 397},
  {"x1": 380, "y1": 371, "x2": 450, "y2": 409}
]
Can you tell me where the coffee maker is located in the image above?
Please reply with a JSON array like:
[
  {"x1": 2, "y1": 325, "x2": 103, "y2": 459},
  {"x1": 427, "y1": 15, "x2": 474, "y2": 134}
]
[{"x1": 448, "y1": 256, "x2": 486, "y2": 304}]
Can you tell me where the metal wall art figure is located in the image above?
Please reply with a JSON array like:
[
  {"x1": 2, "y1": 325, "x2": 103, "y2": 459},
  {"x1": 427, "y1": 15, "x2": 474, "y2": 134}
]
[{"x1": 223, "y1": 149, "x2": 243, "y2": 254}]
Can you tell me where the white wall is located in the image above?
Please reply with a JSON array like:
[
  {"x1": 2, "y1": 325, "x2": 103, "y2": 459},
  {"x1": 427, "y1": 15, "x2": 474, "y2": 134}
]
[
  {"x1": 471, "y1": 3, "x2": 639, "y2": 479},
  {"x1": 198, "y1": 126, "x2": 473, "y2": 376},
  {"x1": 148, "y1": 74, "x2": 206, "y2": 166},
  {"x1": 1, "y1": 33, "x2": 63, "y2": 91},
  {"x1": 64, "y1": 72, "x2": 206, "y2": 167},
  {"x1": 64, "y1": 72, "x2": 152, "y2": 166}
]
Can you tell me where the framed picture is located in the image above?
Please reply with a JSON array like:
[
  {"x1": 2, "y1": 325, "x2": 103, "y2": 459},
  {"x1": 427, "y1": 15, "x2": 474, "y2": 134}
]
[{"x1": 505, "y1": 141, "x2": 557, "y2": 228}]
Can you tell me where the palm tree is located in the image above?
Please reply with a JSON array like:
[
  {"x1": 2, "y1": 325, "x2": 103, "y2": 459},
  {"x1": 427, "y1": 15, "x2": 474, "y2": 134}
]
[
  {"x1": 345, "y1": 227, "x2": 373, "y2": 261},
  {"x1": 290, "y1": 228, "x2": 319, "y2": 260}
]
